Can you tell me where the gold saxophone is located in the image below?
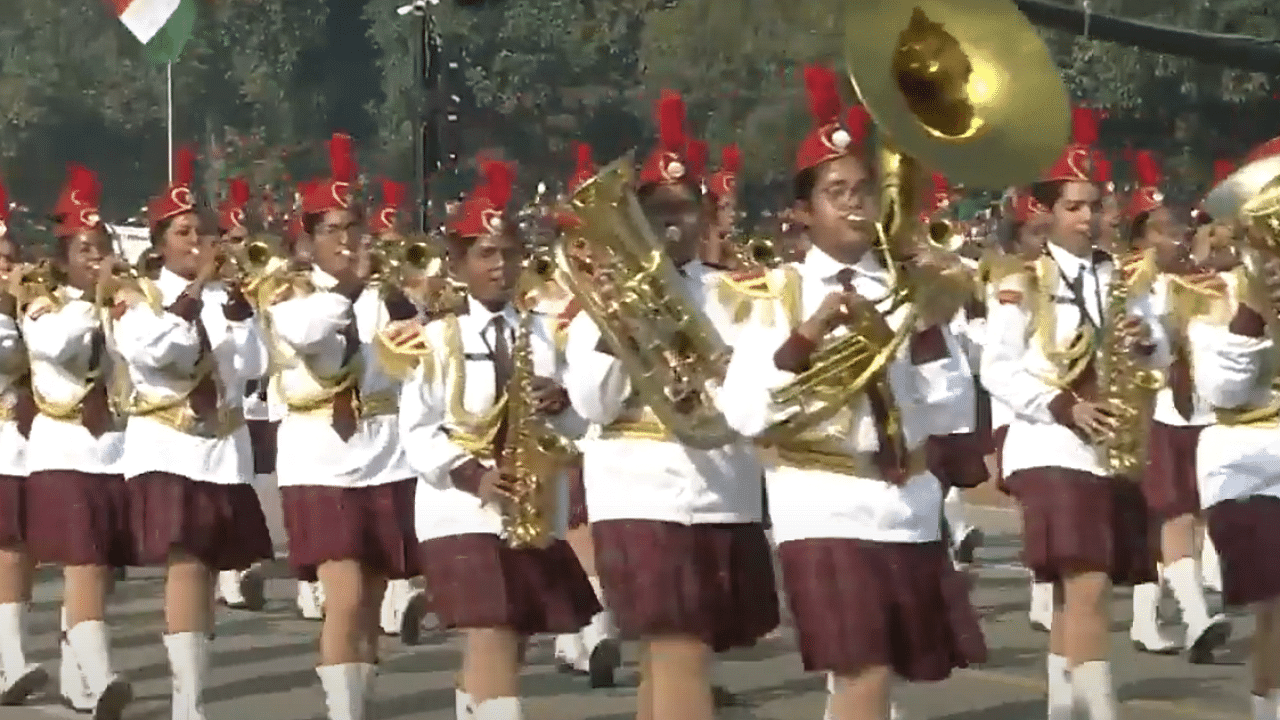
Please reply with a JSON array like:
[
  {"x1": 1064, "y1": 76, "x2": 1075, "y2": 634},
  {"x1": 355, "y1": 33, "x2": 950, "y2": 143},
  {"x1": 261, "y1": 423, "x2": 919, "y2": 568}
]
[
  {"x1": 499, "y1": 307, "x2": 577, "y2": 549},
  {"x1": 560, "y1": 154, "x2": 735, "y2": 449},
  {"x1": 1093, "y1": 251, "x2": 1162, "y2": 479}
]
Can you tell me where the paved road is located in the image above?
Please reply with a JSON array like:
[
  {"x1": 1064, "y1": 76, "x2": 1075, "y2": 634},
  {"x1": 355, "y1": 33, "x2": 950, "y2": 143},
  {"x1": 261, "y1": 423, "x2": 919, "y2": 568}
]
[{"x1": 0, "y1": 505, "x2": 1256, "y2": 720}]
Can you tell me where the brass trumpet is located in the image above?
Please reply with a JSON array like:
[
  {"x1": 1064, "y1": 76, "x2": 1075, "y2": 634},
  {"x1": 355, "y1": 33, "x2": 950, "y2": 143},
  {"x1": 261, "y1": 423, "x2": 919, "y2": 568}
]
[
  {"x1": 927, "y1": 218, "x2": 966, "y2": 252},
  {"x1": 369, "y1": 234, "x2": 438, "y2": 285}
]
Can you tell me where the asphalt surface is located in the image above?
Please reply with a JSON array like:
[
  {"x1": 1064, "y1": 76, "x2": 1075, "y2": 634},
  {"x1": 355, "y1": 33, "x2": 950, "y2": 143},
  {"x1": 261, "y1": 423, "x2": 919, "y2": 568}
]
[{"x1": 0, "y1": 504, "x2": 1258, "y2": 720}]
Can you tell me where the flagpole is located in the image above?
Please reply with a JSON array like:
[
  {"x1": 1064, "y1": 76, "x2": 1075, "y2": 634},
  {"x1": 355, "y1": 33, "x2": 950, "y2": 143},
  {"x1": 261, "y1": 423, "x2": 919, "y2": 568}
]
[{"x1": 167, "y1": 62, "x2": 174, "y2": 183}]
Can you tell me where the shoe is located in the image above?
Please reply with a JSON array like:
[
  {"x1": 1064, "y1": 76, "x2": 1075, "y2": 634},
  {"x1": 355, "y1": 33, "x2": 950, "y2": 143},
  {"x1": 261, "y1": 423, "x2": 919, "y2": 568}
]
[
  {"x1": 1186, "y1": 615, "x2": 1231, "y2": 664},
  {"x1": 398, "y1": 590, "x2": 428, "y2": 646},
  {"x1": 0, "y1": 664, "x2": 48, "y2": 705},
  {"x1": 1130, "y1": 624, "x2": 1181, "y2": 655},
  {"x1": 229, "y1": 567, "x2": 266, "y2": 612},
  {"x1": 953, "y1": 528, "x2": 983, "y2": 566}
]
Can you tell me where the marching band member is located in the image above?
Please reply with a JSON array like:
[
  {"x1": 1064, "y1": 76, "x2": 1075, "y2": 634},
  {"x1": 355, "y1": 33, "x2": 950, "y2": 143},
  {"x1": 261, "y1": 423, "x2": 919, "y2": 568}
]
[
  {"x1": 112, "y1": 149, "x2": 276, "y2": 719},
  {"x1": 213, "y1": 175, "x2": 271, "y2": 613},
  {"x1": 1124, "y1": 151, "x2": 1230, "y2": 658},
  {"x1": 1188, "y1": 136, "x2": 1280, "y2": 720},
  {"x1": 399, "y1": 159, "x2": 601, "y2": 720},
  {"x1": 565, "y1": 91, "x2": 779, "y2": 720},
  {"x1": 267, "y1": 134, "x2": 419, "y2": 719},
  {"x1": 23, "y1": 164, "x2": 132, "y2": 718},
  {"x1": 921, "y1": 172, "x2": 988, "y2": 567},
  {"x1": 550, "y1": 143, "x2": 622, "y2": 689},
  {"x1": 983, "y1": 107, "x2": 1168, "y2": 720},
  {"x1": 706, "y1": 143, "x2": 742, "y2": 271},
  {"x1": 716, "y1": 65, "x2": 985, "y2": 720},
  {"x1": 367, "y1": 178, "x2": 429, "y2": 645},
  {"x1": 996, "y1": 192, "x2": 1059, "y2": 633},
  {"x1": 0, "y1": 183, "x2": 43, "y2": 705}
]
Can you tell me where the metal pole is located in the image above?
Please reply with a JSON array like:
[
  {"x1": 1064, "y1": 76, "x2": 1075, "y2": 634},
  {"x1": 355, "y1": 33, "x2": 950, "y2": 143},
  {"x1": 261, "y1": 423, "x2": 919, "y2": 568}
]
[{"x1": 167, "y1": 62, "x2": 174, "y2": 183}]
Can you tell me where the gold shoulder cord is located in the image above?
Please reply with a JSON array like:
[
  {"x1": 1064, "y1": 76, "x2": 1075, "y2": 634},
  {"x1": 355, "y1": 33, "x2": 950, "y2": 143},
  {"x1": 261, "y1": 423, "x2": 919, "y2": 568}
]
[
  {"x1": 437, "y1": 314, "x2": 505, "y2": 455},
  {"x1": 1023, "y1": 255, "x2": 1094, "y2": 390}
]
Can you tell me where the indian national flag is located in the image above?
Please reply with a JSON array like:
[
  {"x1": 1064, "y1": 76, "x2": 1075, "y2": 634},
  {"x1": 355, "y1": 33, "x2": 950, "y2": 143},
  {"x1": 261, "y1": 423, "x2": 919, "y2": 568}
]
[{"x1": 106, "y1": 0, "x2": 197, "y2": 64}]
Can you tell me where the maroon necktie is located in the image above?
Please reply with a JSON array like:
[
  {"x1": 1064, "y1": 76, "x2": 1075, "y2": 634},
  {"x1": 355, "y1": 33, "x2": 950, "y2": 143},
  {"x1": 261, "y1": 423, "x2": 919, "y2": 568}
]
[
  {"x1": 331, "y1": 319, "x2": 361, "y2": 442},
  {"x1": 188, "y1": 316, "x2": 220, "y2": 425},
  {"x1": 1168, "y1": 338, "x2": 1195, "y2": 421},
  {"x1": 836, "y1": 268, "x2": 908, "y2": 483},
  {"x1": 13, "y1": 373, "x2": 35, "y2": 439},
  {"x1": 80, "y1": 330, "x2": 112, "y2": 437}
]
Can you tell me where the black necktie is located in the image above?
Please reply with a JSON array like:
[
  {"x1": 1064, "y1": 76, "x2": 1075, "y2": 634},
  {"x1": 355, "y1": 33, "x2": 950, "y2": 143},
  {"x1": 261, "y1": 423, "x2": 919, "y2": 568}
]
[
  {"x1": 491, "y1": 316, "x2": 512, "y2": 458},
  {"x1": 81, "y1": 330, "x2": 112, "y2": 437}
]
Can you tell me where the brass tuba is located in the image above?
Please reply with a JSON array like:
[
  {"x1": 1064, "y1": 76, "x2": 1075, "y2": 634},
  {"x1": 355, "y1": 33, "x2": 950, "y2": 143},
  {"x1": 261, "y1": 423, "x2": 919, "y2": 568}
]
[
  {"x1": 1204, "y1": 154, "x2": 1280, "y2": 322},
  {"x1": 560, "y1": 154, "x2": 735, "y2": 449},
  {"x1": 766, "y1": 0, "x2": 1069, "y2": 439}
]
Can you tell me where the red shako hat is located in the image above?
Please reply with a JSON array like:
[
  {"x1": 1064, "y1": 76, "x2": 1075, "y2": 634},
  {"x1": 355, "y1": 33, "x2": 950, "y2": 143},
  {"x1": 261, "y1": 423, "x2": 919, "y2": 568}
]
[
  {"x1": 369, "y1": 179, "x2": 406, "y2": 235},
  {"x1": 218, "y1": 177, "x2": 251, "y2": 233},
  {"x1": 1125, "y1": 150, "x2": 1164, "y2": 221},
  {"x1": 687, "y1": 140, "x2": 709, "y2": 186},
  {"x1": 1213, "y1": 159, "x2": 1235, "y2": 185},
  {"x1": 1094, "y1": 152, "x2": 1114, "y2": 195},
  {"x1": 794, "y1": 65, "x2": 871, "y2": 174},
  {"x1": 1041, "y1": 106, "x2": 1099, "y2": 182},
  {"x1": 1012, "y1": 191, "x2": 1049, "y2": 225},
  {"x1": 568, "y1": 142, "x2": 597, "y2": 193},
  {"x1": 639, "y1": 90, "x2": 692, "y2": 187},
  {"x1": 919, "y1": 172, "x2": 951, "y2": 222},
  {"x1": 0, "y1": 175, "x2": 9, "y2": 238},
  {"x1": 708, "y1": 144, "x2": 741, "y2": 200},
  {"x1": 148, "y1": 146, "x2": 198, "y2": 230},
  {"x1": 302, "y1": 133, "x2": 357, "y2": 216},
  {"x1": 448, "y1": 159, "x2": 515, "y2": 238},
  {"x1": 53, "y1": 164, "x2": 103, "y2": 236}
]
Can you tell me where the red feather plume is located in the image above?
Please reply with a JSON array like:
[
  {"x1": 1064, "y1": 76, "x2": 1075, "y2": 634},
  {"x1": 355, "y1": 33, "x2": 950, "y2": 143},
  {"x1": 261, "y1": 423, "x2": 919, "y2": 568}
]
[
  {"x1": 0, "y1": 177, "x2": 9, "y2": 222},
  {"x1": 380, "y1": 178, "x2": 406, "y2": 207},
  {"x1": 720, "y1": 144, "x2": 742, "y2": 174},
  {"x1": 328, "y1": 133, "x2": 356, "y2": 183},
  {"x1": 687, "y1": 140, "x2": 709, "y2": 180},
  {"x1": 68, "y1": 164, "x2": 101, "y2": 206},
  {"x1": 1132, "y1": 150, "x2": 1161, "y2": 187},
  {"x1": 1071, "y1": 106, "x2": 1099, "y2": 146},
  {"x1": 174, "y1": 146, "x2": 197, "y2": 187},
  {"x1": 228, "y1": 177, "x2": 251, "y2": 205},
  {"x1": 482, "y1": 160, "x2": 514, "y2": 211},
  {"x1": 845, "y1": 105, "x2": 871, "y2": 146},
  {"x1": 574, "y1": 142, "x2": 594, "y2": 175},
  {"x1": 804, "y1": 65, "x2": 841, "y2": 126},
  {"x1": 657, "y1": 90, "x2": 685, "y2": 153},
  {"x1": 1213, "y1": 159, "x2": 1235, "y2": 184}
]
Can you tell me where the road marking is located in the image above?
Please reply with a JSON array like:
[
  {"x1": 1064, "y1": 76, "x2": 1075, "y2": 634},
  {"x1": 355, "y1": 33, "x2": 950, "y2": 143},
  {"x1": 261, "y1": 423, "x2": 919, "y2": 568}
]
[{"x1": 961, "y1": 667, "x2": 1248, "y2": 720}]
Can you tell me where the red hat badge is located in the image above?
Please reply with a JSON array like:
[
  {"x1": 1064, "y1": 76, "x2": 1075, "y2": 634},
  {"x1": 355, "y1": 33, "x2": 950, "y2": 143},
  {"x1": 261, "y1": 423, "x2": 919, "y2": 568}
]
[
  {"x1": 302, "y1": 133, "x2": 357, "y2": 216},
  {"x1": 708, "y1": 144, "x2": 741, "y2": 200},
  {"x1": 794, "y1": 65, "x2": 870, "y2": 174},
  {"x1": 1125, "y1": 151, "x2": 1164, "y2": 221},
  {"x1": 218, "y1": 177, "x2": 252, "y2": 233},
  {"x1": 639, "y1": 91, "x2": 691, "y2": 186},
  {"x1": 1041, "y1": 106, "x2": 1099, "y2": 183},
  {"x1": 448, "y1": 159, "x2": 515, "y2": 238},
  {"x1": 148, "y1": 146, "x2": 198, "y2": 230},
  {"x1": 1012, "y1": 191, "x2": 1049, "y2": 224},
  {"x1": 53, "y1": 164, "x2": 103, "y2": 236},
  {"x1": 369, "y1": 179, "x2": 406, "y2": 235},
  {"x1": 568, "y1": 142, "x2": 597, "y2": 193}
]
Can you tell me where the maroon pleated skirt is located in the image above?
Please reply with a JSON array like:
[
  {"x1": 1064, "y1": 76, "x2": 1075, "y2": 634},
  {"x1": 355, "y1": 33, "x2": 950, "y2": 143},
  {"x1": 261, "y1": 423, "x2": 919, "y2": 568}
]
[
  {"x1": 419, "y1": 533, "x2": 600, "y2": 634},
  {"x1": 1005, "y1": 467, "x2": 1156, "y2": 586},
  {"x1": 128, "y1": 472, "x2": 274, "y2": 571},
  {"x1": 247, "y1": 420, "x2": 279, "y2": 476},
  {"x1": 927, "y1": 433, "x2": 990, "y2": 489},
  {"x1": 0, "y1": 475, "x2": 24, "y2": 547},
  {"x1": 592, "y1": 519, "x2": 780, "y2": 652},
  {"x1": 566, "y1": 462, "x2": 588, "y2": 530},
  {"x1": 1206, "y1": 496, "x2": 1280, "y2": 608},
  {"x1": 777, "y1": 538, "x2": 987, "y2": 680},
  {"x1": 25, "y1": 470, "x2": 132, "y2": 567},
  {"x1": 280, "y1": 479, "x2": 418, "y2": 582},
  {"x1": 991, "y1": 425, "x2": 1010, "y2": 494},
  {"x1": 1142, "y1": 422, "x2": 1204, "y2": 522}
]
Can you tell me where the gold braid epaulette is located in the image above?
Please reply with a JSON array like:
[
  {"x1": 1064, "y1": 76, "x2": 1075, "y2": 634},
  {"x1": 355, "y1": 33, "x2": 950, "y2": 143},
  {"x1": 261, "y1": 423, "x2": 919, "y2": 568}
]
[
  {"x1": 712, "y1": 266, "x2": 802, "y2": 327},
  {"x1": 1166, "y1": 270, "x2": 1231, "y2": 329},
  {"x1": 372, "y1": 318, "x2": 433, "y2": 381}
]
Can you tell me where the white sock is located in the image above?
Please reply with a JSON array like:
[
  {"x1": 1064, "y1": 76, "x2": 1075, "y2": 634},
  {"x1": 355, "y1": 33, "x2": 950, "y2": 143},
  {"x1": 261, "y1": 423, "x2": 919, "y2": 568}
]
[
  {"x1": 1070, "y1": 661, "x2": 1118, "y2": 720},
  {"x1": 1046, "y1": 654, "x2": 1072, "y2": 720},
  {"x1": 1165, "y1": 557, "x2": 1213, "y2": 627},
  {"x1": 65, "y1": 620, "x2": 116, "y2": 697},
  {"x1": 1201, "y1": 536, "x2": 1223, "y2": 591},
  {"x1": 455, "y1": 687, "x2": 472, "y2": 720},
  {"x1": 0, "y1": 602, "x2": 29, "y2": 678},
  {"x1": 1130, "y1": 582, "x2": 1162, "y2": 631},
  {"x1": 473, "y1": 696, "x2": 523, "y2": 720},
  {"x1": 317, "y1": 663, "x2": 369, "y2": 720},
  {"x1": 1253, "y1": 693, "x2": 1277, "y2": 720},
  {"x1": 943, "y1": 487, "x2": 970, "y2": 545},
  {"x1": 59, "y1": 607, "x2": 90, "y2": 706},
  {"x1": 163, "y1": 632, "x2": 209, "y2": 718}
]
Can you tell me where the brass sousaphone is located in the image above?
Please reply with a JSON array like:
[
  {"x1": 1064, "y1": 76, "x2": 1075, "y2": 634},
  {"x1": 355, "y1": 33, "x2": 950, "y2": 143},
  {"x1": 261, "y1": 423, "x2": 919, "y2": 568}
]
[{"x1": 766, "y1": 0, "x2": 1070, "y2": 439}]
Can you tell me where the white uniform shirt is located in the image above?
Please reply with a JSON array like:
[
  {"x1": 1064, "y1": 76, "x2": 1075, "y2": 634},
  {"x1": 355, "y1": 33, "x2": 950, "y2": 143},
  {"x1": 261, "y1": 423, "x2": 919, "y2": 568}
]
[
  {"x1": 1191, "y1": 272, "x2": 1280, "y2": 507},
  {"x1": 717, "y1": 247, "x2": 969, "y2": 544},
  {"x1": 981, "y1": 243, "x2": 1171, "y2": 477},
  {"x1": 113, "y1": 268, "x2": 267, "y2": 484},
  {"x1": 22, "y1": 287, "x2": 125, "y2": 475},
  {"x1": 564, "y1": 260, "x2": 763, "y2": 525},
  {"x1": 400, "y1": 296, "x2": 584, "y2": 541},
  {"x1": 1149, "y1": 274, "x2": 1217, "y2": 427},
  {"x1": 0, "y1": 313, "x2": 26, "y2": 476},
  {"x1": 266, "y1": 269, "x2": 413, "y2": 488}
]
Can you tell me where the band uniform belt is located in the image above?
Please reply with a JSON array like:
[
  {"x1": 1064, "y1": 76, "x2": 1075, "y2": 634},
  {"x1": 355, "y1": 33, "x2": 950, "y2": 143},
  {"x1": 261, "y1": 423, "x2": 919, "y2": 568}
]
[
  {"x1": 134, "y1": 403, "x2": 246, "y2": 439},
  {"x1": 755, "y1": 437, "x2": 928, "y2": 480},
  {"x1": 286, "y1": 389, "x2": 398, "y2": 420}
]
